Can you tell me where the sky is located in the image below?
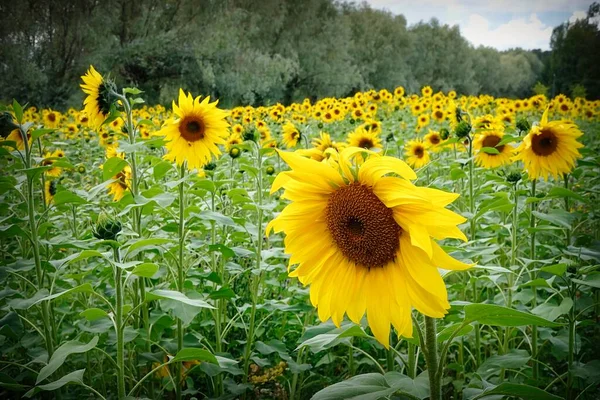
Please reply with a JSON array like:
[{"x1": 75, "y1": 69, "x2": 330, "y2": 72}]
[{"x1": 363, "y1": 0, "x2": 595, "y2": 50}]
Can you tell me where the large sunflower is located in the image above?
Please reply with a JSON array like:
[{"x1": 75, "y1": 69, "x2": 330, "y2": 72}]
[
  {"x1": 267, "y1": 148, "x2": 471, "y2": 347},
  {"x1": 156, "y1": 89, "x2": 229, "y2": 171},
  {"x1": 513, "y1": 109, "x2": 583, "y2": 180},
  {"x1": 473, "y1": 131, "x2": 514, "y2": 169},
  {"x1": 405, "y1": 140, "x2": 430, "y2": 169},
  {"x1": 80, "y1": 66, "x2": 112, "y2": 129}
]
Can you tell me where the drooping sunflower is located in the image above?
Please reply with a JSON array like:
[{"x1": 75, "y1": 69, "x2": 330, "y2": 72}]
[
  {"x1": 156, "y1": 89, "x2": 229, "y2": 171},
  {"x1": 513, "y1": 109, "x2": 584, "y2": 180},
  {"x1": 473, "y1": 131, "x2": 514, "y2": 169},
  {"x1": 267, "y1": 148, "x2": 471, "y2": 347},
  {"x1": 80, "y1": 66, "x2": 112, "y2": 129},
  {"x1": 44, "y1": 180, "x2": 57, "y2": 205},
  {"x1": 405, "y1": 140, "x2": 430, "y2": 169},
  {"x1": 347, "y1": 127, "x2": 382, "y2": 152},
  {"x1": 282, "y1": 121, "x2": 301, "y2": 148},
  {"x1": 107, "y1": 166, "x2": 131, "y2": 202}
]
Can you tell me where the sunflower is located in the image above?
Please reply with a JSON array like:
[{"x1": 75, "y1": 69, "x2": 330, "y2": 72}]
[
  {"x1": 423, "y1": 130, "x2": 444, "y2": 152},
  {"x1": 405, "y1": 140, "x2": 430, "y2": 169},
  {"x1": 513, "y1": 109, "x2": 583, "y2": 180},
  {"x1": 107, "y1": 166, "x2": 131, "y2": 202},
  {"x1": 43, "y1": 110, "x2": 61, "y2": 129},
  {"x1": 44, "y1": 180, "x2": 57, "y2": 205},
  {"x1": 225, "y1": 133, "x2": 243, "y2": 151},
  {"x1": 267, "y1": 148, "x2": 470, "y2": 347},
  {"x1": 156, "y1": 89, "x2": 229, "y2": 171},
  {"x1": 431, "y1": 109, "x2": 446, "y2": 123},
  {"x1": 421, "y1": 86, "x2": 433, "y2": 97},
  {"x1": 473, "y1": 131, "x2": 514, "y2": 169},
  {"x1": 42, "y1": 150, "x2": 63, "y2": 177},
  {"x1": 80, "y1": 66, "x2": 112, "y2": 129},
  {"x1": 282, "y1": 121, "x2": 301, "y2": 148},
  {"x1": 5, "y1": 129, "x2": 29, "y2": 150},
  {"x1": 347, "y1": 127, "x2": 382, "y2": 151}
]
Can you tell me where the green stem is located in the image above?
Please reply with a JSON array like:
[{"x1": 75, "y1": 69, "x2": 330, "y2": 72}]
[
  {"x1": 407, "y1": 342, "x2": 416, "y2": 379},
  {"x1": 564, "y1": 174, "x2": 571, "y2": 246},
  {"x1": 113, "y1": 246, "x2": 126, "y2": 399},
  {"x1": 424, "y1": 317, "x2": 441, "y2": 400},
  {"x1": 530, "y1": 179, "x2": 538, "y2": 380},
  {"x1": 176, "y1": 163, "x2": 186, "y2": 400},
  {"x1": 211, "y1": 186, "x2": 224, "y2": 396},
  {"x1": 20, "y1": 125, "x2": 55, "y2": 359},
  {"x1": 567, "y1": 282, "x2": 577, "y2": 400},
  {"x1": 243, "y1": 143, "x2": 264, "y2": 393},
  {"x1": 467, "y1": 135, "x2": 475, "y2": 238}
]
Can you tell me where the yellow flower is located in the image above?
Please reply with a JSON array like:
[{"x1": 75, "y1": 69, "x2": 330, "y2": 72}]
[
  {"x1": 45, "y1": 180, "x2": 57, "y2": 205},
  {"x1": 513, "y1": 109, "x2": 583, "y2": 180},
  {"x1": 423, "y1": 130, "x2": 444, "y2": 152},
  {"x1": 156, "y1": 89, "x2": 229, "y2": 171},
  {"x1": 347, "y1": 127, "x2": 382, "y2": 151},
  {"x1": 473, "y1": 131, "x2": 514, "y2": 169},
  {"x1": 80, "y1": 66, "x2": 111, "y2": 129},
  {"x1": 43, "y1": 110, "x2": 61, "y2": 129},
  {"x1": 282, "y1": 121, "x2": 301, "y2": 148},
  {"x1": 405, "y1": 140, "x2": 430, "y2": 169},
  {"x1": 267, "y1": 148, "x2": 471, "y2": 347},
  {"x1": 107, "y1": 166, "x2": 131, "y2": 202}
]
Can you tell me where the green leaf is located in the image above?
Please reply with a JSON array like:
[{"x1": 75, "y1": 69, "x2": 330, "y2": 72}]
[
  {"x1": 123, "y1": 87, "x2": 143, "y2": 95},
  {"x1": 153, "y1": 161, "x2": 173, "y2": 180},
  {"x1": 470, "y1": 382, "x2": 563, "y2": 400},
  {"x1": 146, "y1": 289, "x2": 214, "y2": 309},
  {"x1": 80, "y1": 308, "x2": 108, "y2": 322},
  {"x1": 31, "y1": 128, "x2": 56, "y2": 141},
  {"x1": 311, "y1": 372, "x2": 427, "y2": 400},
  {"x1": 30, "y1": 283, "x2": 94, "y2": 308},
  {"x1": 102, "y1": 157, "x2": 129, "y2": 181},
  {"x1": 131, "y1": 262, "x2": 159, "y2": 278},
  {"x1": 172, "y1": 348, "x2": 217, "y2": 364},
  {"x1": 464, "y1": 304, "x2": 561, "y2": 327},
  {"x1": 209, "y1": 243, "x2": 235, "y2": 260},
  {"x1": 12, "y1": 99, "x2": 23, "y2": 122},
  {"x1": 572, "y1": 274, "x2": 600, "y2": 289},
  {"x1": 481, "y1": 146, "x2": 500, "y2": 154},
  {"x1": 37, "y1": 337, "x2": 98, "y2": 383},
  {"x1": 297, "y1": 324, "x2": 369, "y2": 353},
  {"x1": 532, "y1": 210, "x2": 574, "y2": 229},
  {"x1": 532, "y1": 298, "x2": 573, "y2": 322},
  {"x1": 125, "y1": 238, "x2": 172, "y2": 258},
  {"x1": 52, "y1": 190, "x2": 86, "y2": 206},
  {"x1": 25, "y1": 369, "x2": 86, "y2": 398},
  {"x1": 437, "y1": 323, "x2": 473, "y2": 342},
  {"x1": 540, "y1": 263, "x2": 567, "y2": 276},
  {"x1": 545, "y1": 187, "x2": 587, "y2": 203},
  {"x1": 208, "y1": 287, "x2": 235, "y2": 300},
  {"x1": 477, "y1": 349, "x2": 530, "y2": 379}
]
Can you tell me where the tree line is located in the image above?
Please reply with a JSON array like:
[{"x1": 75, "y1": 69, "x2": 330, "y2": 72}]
[{"x1": 1, "y1": 0, "x2": 598, "y2": 109}]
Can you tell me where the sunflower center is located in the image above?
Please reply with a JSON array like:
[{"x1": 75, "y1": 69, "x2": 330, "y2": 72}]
[
  {"x1": 358, "y1": 138, "x2": 373, "y2": 149},
  {"x1": 414, "y1": 146, "x2": 424, "y2": 158},
  {"x1": 430, "y1": 135, "x2": 440, "y2": 144},
  {"x1": 179, "y1": 117, "x2": 205, "y2": 142},
  {"x1": 48, "y1": 113, "x2": 56, "y2": 122},
  {"x1": 531, "y1": 129, "x2": 558, "y2": 156},
  {"x1": 326, "y1": 183, "x2": 400, "y2": 268},
  {"x1": 482, "y1": 135, "x2": 504, "y2": 154}
]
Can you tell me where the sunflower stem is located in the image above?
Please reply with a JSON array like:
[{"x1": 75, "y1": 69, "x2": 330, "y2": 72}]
[
  {"x1": 564, "y1": 174, "x2": 571, "y2": 246},
  {"x1": 566, "y1": 281, "x2": 577, "y2": 400},
  {"x1": 176, "y1": 163, "x2": 186, "y2": 400},
  {"x1": 424, "y1": 316, "x2": 441, "y2": 400},
  {"x1": 113, "y1": 245, "x2": 126, "y2": 399},
  {"x1": 211, "y1": 184, "x2": 224, "y2": 396},
  {"x1": 19, "y1": 123, "x2": 55, "y2": 362},
  {"x1": 243, "y1": 142, "x2": 264, "y2": 396},
  {"x1": 529, "y1": 178, "x2": 539, "y2": 381}
]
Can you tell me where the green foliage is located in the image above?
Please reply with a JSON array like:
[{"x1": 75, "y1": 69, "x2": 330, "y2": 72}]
[{"x1": 533, "y1": 81, "x2": 549, "y2": 96}]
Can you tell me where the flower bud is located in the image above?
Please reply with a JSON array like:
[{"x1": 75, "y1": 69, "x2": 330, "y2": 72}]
[
  {"x1": 454, "y1": 121, "x2": 471, "y2": 138},
  {"x1": 229, "y1": 147, "x2": 241, "y2": 159},
  {"x1": 266, "y1": 166, "x2": 275, "y2": 175},
  {"x1": 506, "y1": 172, "x2": 521, "y2": 184},
  {"x1": 439, "y1": 128, "x2": 450, "y2": 140},
  {"x1": 93, "y1": 213, "x2": 122, "y2": 241},
  {"x1": 516, "y1": 118, "x2": 531, "y2": 133},
  {"x1": 0, "y1": 112, "x2": 18, "y2": 138}
]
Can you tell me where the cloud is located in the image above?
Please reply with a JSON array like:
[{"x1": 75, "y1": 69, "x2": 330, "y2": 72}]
[
  {"x1": 569, "y1": 10, "x2": 587, "y2": 23},
  {"x1": 459, "y1": 13, "x2": 554, "y2": 50}
]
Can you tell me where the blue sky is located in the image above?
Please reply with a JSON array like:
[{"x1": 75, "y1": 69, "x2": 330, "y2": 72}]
[{"x1": 363, "y1": 0, "x2": 594, "y2": 50}]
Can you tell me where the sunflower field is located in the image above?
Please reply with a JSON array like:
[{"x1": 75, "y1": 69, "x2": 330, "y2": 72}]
[{"x1": 0, "y1": 68, "x2": 599, "y2": 400}]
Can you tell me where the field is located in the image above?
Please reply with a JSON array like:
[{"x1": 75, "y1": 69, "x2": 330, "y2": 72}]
[{"x1": 0, "y1": 73, "x2": 599, "y2": 400}]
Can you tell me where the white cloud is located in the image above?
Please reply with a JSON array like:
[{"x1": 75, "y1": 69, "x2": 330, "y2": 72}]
[
  {"x1": 461, "y1": 13, "x2": 554, "y2": 50},
  {"x1": 569, "y1": 10, "x2": 587, "y2": 23}
]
